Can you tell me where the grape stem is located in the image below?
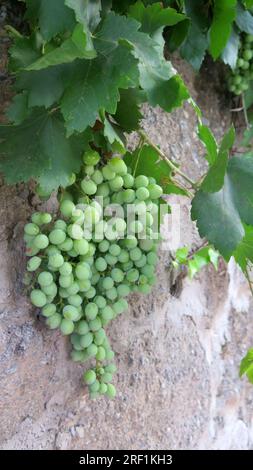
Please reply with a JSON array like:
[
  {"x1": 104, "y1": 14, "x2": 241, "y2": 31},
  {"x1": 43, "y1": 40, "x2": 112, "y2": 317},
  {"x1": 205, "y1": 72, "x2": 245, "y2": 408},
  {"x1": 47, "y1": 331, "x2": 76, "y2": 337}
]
[
  {"x1": 242, "y1": 94, "x2": 250, "y2": 130},
  {"x1": 137, "y1": 130, "x2": 198, "y2": 190}
]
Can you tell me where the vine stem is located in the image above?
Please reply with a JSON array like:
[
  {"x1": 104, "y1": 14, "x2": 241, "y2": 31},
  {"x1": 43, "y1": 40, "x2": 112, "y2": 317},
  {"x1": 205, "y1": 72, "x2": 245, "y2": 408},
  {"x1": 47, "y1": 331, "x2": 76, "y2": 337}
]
[
  {"x1": 242, "y1": 94, "x2": 250, "y2": 130},
  {"x1": 245, "y1": 267, "x2": 253, "y2": 297},
  {"x1": 137, "y1": 130, "x2": 197, "y2": 190}
]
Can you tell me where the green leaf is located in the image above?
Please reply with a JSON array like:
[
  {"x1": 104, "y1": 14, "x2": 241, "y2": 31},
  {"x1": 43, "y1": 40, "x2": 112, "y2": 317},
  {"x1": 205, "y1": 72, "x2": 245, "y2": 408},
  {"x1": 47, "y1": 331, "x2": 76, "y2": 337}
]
[
  {"x1": 6, "y1": 92, "x2": 31, "y2": 125},
  {"x1": 244, "y1": 0, "x2": 253, "y2": 8},
  {"x1": 240, "y1": 349, "x2": 253, "y2": 384},
  {"x1": 208, "y1": 247, "x2": 220, "y2": 270},
  {"x1": 65, "y1": 0, "x2": 102, "y2": 32},
  {"x1": 9, "y1": 35, "x2": 40, "y2": 71},
  {"x1": 198, "y1": 124, "x2": 218, "y2": 165},
  {"x1": 124, "y1": 144, "x2": 172, "y2": 191},
  {"x1": 16, "y1": 65, "x2": 70, "y2": 109},
  {"x1": 236, "y1": 3, "x2": 253, "y2": 34},
  {"x1": 0, "y1": 110, "x2": 88, "y2": 190},
  {"x1": 180, "y1": 23, "x2": 208, "y2": 70},
  {"x1": 234, "y1": 225, "x2": 253, "y2": 271},
  {"x1": 192, "y1": 154, "x2": 253, "y2": 259},
  {"x1": 175, "y1": 247, "x2": 189, "y2": 264},
  {"x1": 221, "y1": 28, "x2": 240, "y2": 70},
  {"x1": 25, "y1": 0, "x2": 75, "y2": 41},
  {"x1": 113, "y1": 88, "x2": 144, "y2": 132},
  {"x1": 129, "y1": 1, "x2": 186, "y2": 35},
  {"x1": 102, "y1": 115, "x2": 126, "y2": 154},
  {"x1": 201, "y1": 151, "x2": 229, "y2": 193},
  {"x1": 61, "y1": 44, "x2": 139, "y2": 135},
  {"x1": 241, "y1": 125, "x2": 253, "y2": 147},
  {"x1": 184, "y1": 0, "x2": 209, "y2": 31},
  {"x1": 165, "y1": 19, "x2": 190, "y2": 53},
  {"x1": 210, "y1": 0, "x2": 237, "y2": 60},
  {"x1": 26, "y1": 24, "x2": 96, "y2": 71},
  {"x1": 219, "y1": 125, "x2": 236, "y2": 152}
]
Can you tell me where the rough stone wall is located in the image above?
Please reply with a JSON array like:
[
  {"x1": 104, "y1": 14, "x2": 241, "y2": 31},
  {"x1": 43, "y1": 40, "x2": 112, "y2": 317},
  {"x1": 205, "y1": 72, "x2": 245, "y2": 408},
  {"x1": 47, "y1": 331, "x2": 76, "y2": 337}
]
[{"x1": 0, "y1": 14, "x2": 253, "y2": 449}]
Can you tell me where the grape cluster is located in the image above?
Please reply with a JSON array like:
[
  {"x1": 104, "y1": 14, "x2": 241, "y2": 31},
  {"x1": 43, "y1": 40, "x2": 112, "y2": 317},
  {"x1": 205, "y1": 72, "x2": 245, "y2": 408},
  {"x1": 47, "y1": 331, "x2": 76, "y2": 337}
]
[
  {"x1": 24, "y1": 151, "x2": 163, "y2": 399},
  {"x1": 228, "y1": 34, "x2": 253, "y2": 95}
]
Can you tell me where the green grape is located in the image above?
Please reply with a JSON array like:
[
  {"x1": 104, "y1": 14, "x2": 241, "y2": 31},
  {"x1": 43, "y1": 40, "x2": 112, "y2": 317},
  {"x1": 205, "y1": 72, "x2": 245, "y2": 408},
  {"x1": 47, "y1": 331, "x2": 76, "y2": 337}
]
[
  {"x1": 94, "y1": 328, "x2": 106, "y2": 346},
  {"x1": 38, "y1": 271, "x2": 54, "y2": 287},
  {"x1": 71, "y1": 350, "x2": 85, "y2": 362},
  {"x1": 136, "y1": 187, "x2": 149, "y2": 201},
  {"x1": 121, "y1": 261, "x2": 134, "y2": 271},
  {"x1": 147, "y1": 183, "x2": 163, "y2": 199},
  {"x1": 105, "y1": 364, "x2": 117, "y2": 374},
  {"x1": 102, "y1": 277, "x2": 114, "y2": 290},
  {"x1": 59, "y1": 262, "x2": 72, "y2": 276},
  {"x1": 79, "y1": 332, "x2": 93, "y2": 349},
  {"x1": 108, "y1": 157, "x2": 127, "y2": 175},
  {"x1": 85, "y1": 302, "x2": 98, "y2": 320},
  {"x1": 141, "y1": 264, "x2": 155, "y2": 278},
  {"x1": 73, "y1": 239, "x2": 89, "y2": 255},
  {"x1": 123, "y1": 173, "x2": 134, "y2": 188},
  {"x1": 71, "y1": 208, "x2": 85, "y2": 225},
  {"x1": 92, "y1": 169, "x2": 103, "y2": 185},
  {"x1": 89, "y1": 380, "x2": 100, "y2": 393},
  {"x1": 99, "y1": 383, "x2": 108, "y2": 394},
  {"x1": 42, "y1": 303, "x2": 56, "y2": 317},
  {"x1": 89, "y1": 316, "x2": 102, "y2": 331},
  {"x1": 246, "y1": 34, "x2": 253, "y2": 42},
  {"x1": 76, "y1": 320, "x2": 89, "y2": 335},
  {"x1": 59, "y1": 288, "x2": 69, "y2": 299},
  {"x1": 109, "y1": 244, "x2": 121, "y2": 257},
  {"x1": 46, "y1": 246, "x2": 61, "y2": 256},
  {"x1": 30, "y1": 289, "x2": 47, "y2": 307},
  {"x1": 75, "y1": 263, "x2": 90, "y2": 280},
  {"x1": 96, "y1": 183, "x2": 110, "y2": 197},
  {"x1": 106, "y1": 287, "x2": 117, "y2": 301},
  {"x1": 130, "y1": 247, "x2": 142, "y2": 261},
  {"x1": 130, "y1": 220, "x2": 143, "y2": 235},
  {"x1": 60, "y1": 200, "x2": 75, "y2": 218},
  {"x1": 102, "y1": 165, "x2": 116, "y2": 181},
  {"x1": 117, "y1": 284, "x2": 130, "y2": 297},
  {"x1": 139, "y1": 239, "x2": 154, "y2": 252},
  {"x1": 135, "y1": 254, "x2": 147, "y2": 268},
  {"x1": 68, "y1": 294, "x2": 82, "y2": 307},
  {"x1": 135, "y1": 175, "x2": 149, "y2": 188},
  {"x1": 99, "y1": 240, "x2": 110, "y2": 253},
  {"x1": 67, "y1": 224, "x2": 84, "y2": 240},
  {"x1": 139, "y1": 274, "x2": 148, "y2": 285},
  {"x1": 101, "y1": 306, "x2": 114, "y2": 321},
  {"x1": 49, "y1": 229, "x2": 66, "y2": 245},
  {"x1": 111, "y1": 268, "x2": 124, "y2": 283},
  {"x1": 63, "y1": 305, "x2": 80, "y2": 321},
  {"x1": 105, "y1": 253, "x2": 117, "y2": 266},
  {"x1": 146, "y1": 212, "x2": 153, "y2": 227},
  {"x1": 96, "y1": 346, "x2": 106, "y2": 361},
  {"x1": 126, "y1": 269, "x2": 139, "y2": 283},
  {"x1": 42, "y1": 282, "x2": 57, "y2": 297},
  {"x1": 81, "y1": 178, "x2": 97, "y2": 195},
  {"x1": 67, "y1": 249, "x2": 79, "y2": 258},
  {"x1": 114, "y1": 298, "x2": 128, "y2": 314},
  {"x1": 122, "y1": 189, "x2": 135, "y2": 203},
  {"x1": 33, "y1": 234, "x2": 49, "y2": 250},
  {"x1": 83, "y1": 369, "x2": 96, "y2": 385},
  {"x1": 118, "y1": 249, "x2": 129, "y2": 263},
  {"x1": 85, "y1": 287, "x2": 96, "y2": 299},
  {"x1": 67, "y1": 281, "x2": 80, "y2": 295},
  {"x1": 109, "y1": 176, "x2": 124, "y2": 191},
  {"x1": 87, "y1": 343, "x2": 98, "y2": 357},
  {"x1": 40, "y1": 213, "x2": 52, "y2": 225},
  {"x1": 46, "y1": 313, "x2": 62, "y2": 329},
  {"x1": 84, "y1": 206, "x2": 100, "y2": 225},
  {"x1": 106, "y1": 350, "x2": 115, "y2": 361},
  {"x1": 147, "y1": 252, "x2": 158, "y2": 265},
  {"x1": 27, "y1": 256, "x2": 42, "y2": 272},
  {"x1": 243, "y1": 49, "x2": 253, "y2": 61},
  {"x1": 24, "y1": 223, "x2": 40, "y2": 236},
  {"x1": 84, "y1": 165, "x2": 95, "y2": 176},
  {"x1": 123, "y1": 236, "x2": 138, "y2": 249},
  {"x1": 54, "y1": 219, "x2": 67, "y2": 231},
  {"x1": 83, "y1": 149, "x2": 100, "y2": 166},
  {"x1": 95, "y1": 257, "x2": 107, "y2": 272},
  {"x1": 59, "y1": 274, "x2": 73, "y2": 288},
  {"x1": 91, "y1": 272, "x2": 100, "y2": 285},
  {"x1": 102, "y1": 372, "x2": 113, "y2": 383},
  {"x1": 139, "y1": 284, "x2": 151, "y2": 294},
  {"x1": 106, "y1": 384, "x2": 116, "y2": 399},
  {"x1": 48, "y1": 253, "x2": 64, "y2": 269},
  {"x1": 94, "y1": 296, "x2": 107, "y2": 309},
  {"x1": 242, "y1": 60, "x2": 250, "y2": 70},
  {"x1": 60, "y1": 318, "x2": 74, "y2": 335}
]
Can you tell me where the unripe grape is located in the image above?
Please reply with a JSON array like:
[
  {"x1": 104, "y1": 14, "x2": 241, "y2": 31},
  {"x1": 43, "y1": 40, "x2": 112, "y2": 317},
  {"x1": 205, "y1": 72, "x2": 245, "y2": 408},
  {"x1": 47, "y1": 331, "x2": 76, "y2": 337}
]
[
  {"x1": 54, "y1": 219, "x2": 67, "y2": 231},
  {"x1": 108, "y1": 157, "x2": 127, "y2": 175},
  {"x1": 94, "y1": 328, "x2": 106, "y2": 345},
  {"x1": 42, "y1": 282, "x2": 57, "y2": 297},
  {"x1": 59, "y1": 237, "x2": 74, "y2": 252},
  {"x1": 99, "y1": 383, "x2": 108, "y2": 394},
  {"x1": 106, "y1": 383, "x2": 116, "y2": 398},
  {"x1": 85, "y1": 287, "x2": 96, "y2": 299},
  {"x1": 89, "y1": 380, "x2": 100, "y2": 393},
  {"x1": 68, "y1": 294, "x2": 82, "y2": 307},
  {"x1": 42, "y1": 303, "x2": 56, "y2": 317},
  {"x1": 67, "y1": 223, "x2": 83, "y2": 240},
  {"x1": 30, "y1": 289, "x2": 47, "y2": 307},
  {"x1": 48, "y1": 253, "x2": 64, "y2": 268},
  {"x1": 27, "y1": 256, "x2": 42, "y2": 272},
  {"x1": 80, "y1": 332, "x2": 93, "y2": 349},
  {"x1": 95, "y1": 257, "x2": 107, "y2": 272},
  {"x1": 92, "y1": 169, "x2": 103, "y2": 185},
  {"x1": 123, "y1": 174, "x2": 134, "y2": 188},
  {"x1": 33, "y1": 234, "x2": 49, "y2": 250},
  {"x1": 109, "y1": 176, "x2": 124, "y2": 191},
  {"x1": 76, "y1": 320, "x2": 89, "y2": 335},
  {"x1": 83, "y1": 369, "x2": 96, "y2": 385},
  {"x1": 24, "y1": 223, "x2": 40, "y2": 236},
  {"x1": 83, "y1": 150, "x2": 100, "y2": 166},
  {"x1": 38, "y1": 271, "x2": 54, "y2": 287},
  {"x1": 81, "y1": 178, "x2": 97, "y2": 195},
  {"x1": 102, "y1": 165, "x2": 116, "y2": 181},
  {"x1": 101, "y1": 306, "x2": 114, "y2": 321},
  {"x1": 60, "y1": 318, "x2": 74, "y2": 335},
  {"x1": 147, "y1": 183, "x2": 163, "y2": 199},
  {"x1": 85, "y1": 302, "x2": 98, "y2": 320},
  {"x1": 243, "y1": 49, "x2": 253, "y2": 61},
  {"x1": 63, "y1": 305, "x2": 80, "y2": 321},
  {"x1": 46, "y1": 313, "x2": 62, "y2": 329},
  {"x1": 60, "y1": 200, "x2": 75, "y2": 218},
  {"x1": 89, "y1": 317, "x2": 102, "y2": 332},
  {"x1": 109, "y1": 244, "x2": 121, "y2": 256}
]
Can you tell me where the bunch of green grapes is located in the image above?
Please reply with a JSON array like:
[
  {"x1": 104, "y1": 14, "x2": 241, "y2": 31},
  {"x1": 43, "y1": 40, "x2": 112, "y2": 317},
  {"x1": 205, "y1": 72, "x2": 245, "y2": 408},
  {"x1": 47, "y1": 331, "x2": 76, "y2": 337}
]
[
  {"x1": 24, "y1": 150, "x2": 163, "y2": 399},
  {"x1": 228, "y1": 34, "x2": 253, "y2": 95}
]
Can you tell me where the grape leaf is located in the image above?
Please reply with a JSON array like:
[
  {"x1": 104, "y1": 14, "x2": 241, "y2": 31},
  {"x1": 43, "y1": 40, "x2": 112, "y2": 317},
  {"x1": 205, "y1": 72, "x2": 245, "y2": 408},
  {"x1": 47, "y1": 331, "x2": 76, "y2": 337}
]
[
  {"x1": 16, "y1": 65, "x2": 70, "y2": 109},
  {"x1": 102, "y1": 115, "x2": 126, "y2": 154},
  {"x1": 113, "y1": 88, "x2": 144, "y2": 132},
  {"x1": 219, "y1": 125, "x2": 235, "y2": 153},
  {"x1": 244, "y1": 0, "x2": 253, "y2": 8},
  {"x1": 165, "y1": 19, "x2": 190, "y2": 53},
  {"x1": 9, "y1": 35, "x2": 40, "y2": 71},
  {"x1": 221, "y1": 28, "x2": 240, "y2": 70},
  {"x1": 192, "y1": 154, "x2": 253, "y2": 259},
  {"x1": 26, "y1": 24, "x2": 96, "y2": 71},
  {"x1": 236, "y1": 3, "x2": 253, "y2": 34},
  {"x1": 184, "y1": 0, "x2": 210, "y2": 31},
  {"x1": 129, "y1": 1, "x2": 186, "y2": 35},
  {"x1": 240, "y1": 349, "x2": 253, "y2": 384},
  {"x1": 234, "y1": 225, "x2": 253, "y2": 271},
  {"x1": 25, "y1": 0, "x2": 75, "y2": 41},
  {"x1": 65, "y1": 0, "x2": 102, "y2": 32},
  {"x1": 198, "y1": 124, "x2": 218, "y2": 165},
  {"x1": 201, "y1": 151, "x2": 228, "y2": 193},
  {"x1": 0, "y1": 110, "x2": 88, "y2": 190},
  {"x1": 61, "y1": 44, "x2": 139, "y2": 135},
  {"x1": 210, "y1": 0, "x2": 237, "y2": 60},
  {"x1": 6, "y1": 92, "x2": 31, "y2": 125},
  {"x1": 180, "y1": 23, "x2": 208, "y2": 70}
]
